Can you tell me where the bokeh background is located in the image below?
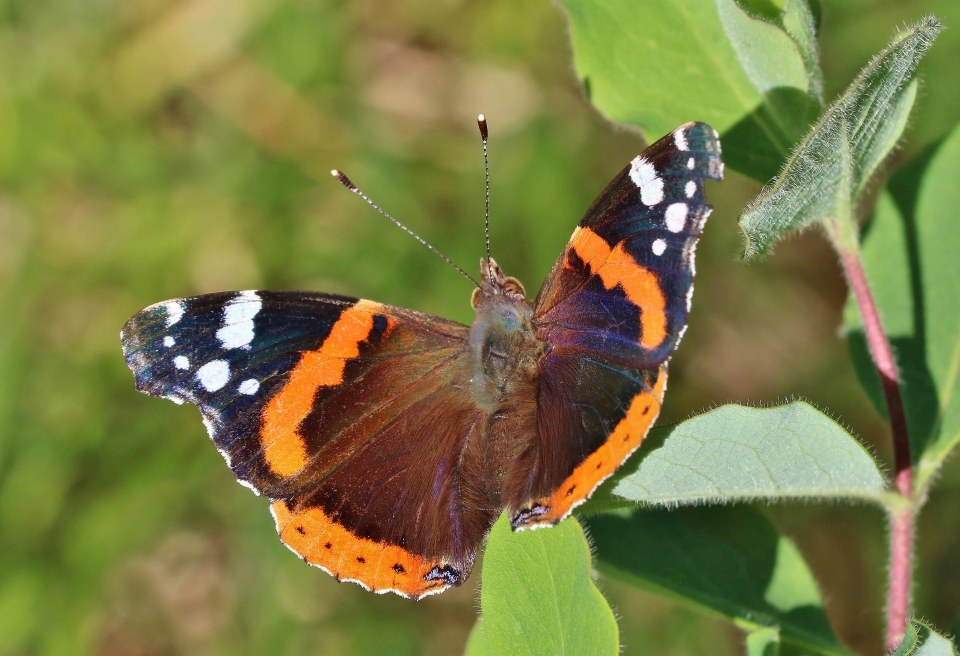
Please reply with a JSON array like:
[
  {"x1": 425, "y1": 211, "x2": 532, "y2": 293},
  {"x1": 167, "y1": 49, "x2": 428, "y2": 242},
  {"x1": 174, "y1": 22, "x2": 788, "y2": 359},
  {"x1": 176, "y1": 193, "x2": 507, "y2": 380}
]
[{"x1": 1, "y1": 0, "x2": 958, "y2": 654}]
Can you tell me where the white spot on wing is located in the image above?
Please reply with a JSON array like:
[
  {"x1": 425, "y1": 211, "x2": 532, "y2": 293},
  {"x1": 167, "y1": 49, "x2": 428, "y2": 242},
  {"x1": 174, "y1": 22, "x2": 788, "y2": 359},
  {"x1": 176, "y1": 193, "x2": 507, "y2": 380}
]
[
  {"x1": 665, "y1": 203, "x2": 688, "y2": 233},
  {"x1": 652, "y1": 238, "x2": 667, "y2": 256},
  {"x1": 673, "y1": 128, "x2": 689, "y2": 151},
  {"x1": 196, "y1": 360, "x2": 230, "y2": 392},
  {"x1": 164, "y1": 394, "x2": 185, "y2": 405},
  {"x1": 217, "y1": 291, "x2": 262, "y2": 350},
  {"x1": 628, "y1": 156, "x2": 664, "y2": 206},
  {"x1": 163, "y1": 336, "x2": 175, "y2": 347},
  {"x1": 685, "y1": 181, "x2": 696, "y2": 198},
  {"x1": 216, "y1": 324, "x2": 255, "y2": 350},
  {"x1": 173, "y1": 355, "x2": 190, "y2": 370},
  {"x1": 687, "y1": 157, "x2": 695, "y2": 170},
  {"x1": 238, "y1": 378, "x2": 260, "y2": 395},
  {"x1": 164, "y1": 301, "x2": 185, "y2": 327}
]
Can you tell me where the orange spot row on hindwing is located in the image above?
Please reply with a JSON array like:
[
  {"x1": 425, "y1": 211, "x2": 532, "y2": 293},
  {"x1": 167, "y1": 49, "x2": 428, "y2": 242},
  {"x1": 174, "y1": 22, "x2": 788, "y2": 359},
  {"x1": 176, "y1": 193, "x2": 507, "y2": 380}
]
[
  {"x1": 521, "y1": 368, "x2": 668, "y2": 527},
  {"x1": 270, "y1": 500, "x2": 449, "y2": 598}
]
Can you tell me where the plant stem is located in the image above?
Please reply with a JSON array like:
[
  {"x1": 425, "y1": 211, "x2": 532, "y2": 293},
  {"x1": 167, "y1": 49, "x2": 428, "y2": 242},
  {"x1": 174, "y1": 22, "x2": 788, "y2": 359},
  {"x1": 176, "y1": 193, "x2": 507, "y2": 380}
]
[
  {"x1": 886, "y1": 507, "x2": 914, "y2": 650},
  {"x1": 837, "y1": 240, "x2": 914, "y2": 650}
]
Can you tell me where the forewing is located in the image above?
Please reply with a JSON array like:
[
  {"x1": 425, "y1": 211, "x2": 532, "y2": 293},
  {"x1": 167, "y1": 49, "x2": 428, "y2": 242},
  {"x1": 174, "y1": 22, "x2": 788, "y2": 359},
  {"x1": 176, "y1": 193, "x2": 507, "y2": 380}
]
[
  {"x1": 534, "y1": 122, "x2": 722, "y2": 368},
  {"x1": 122, "y1": 291, "x2": 496, "y2": 598}
]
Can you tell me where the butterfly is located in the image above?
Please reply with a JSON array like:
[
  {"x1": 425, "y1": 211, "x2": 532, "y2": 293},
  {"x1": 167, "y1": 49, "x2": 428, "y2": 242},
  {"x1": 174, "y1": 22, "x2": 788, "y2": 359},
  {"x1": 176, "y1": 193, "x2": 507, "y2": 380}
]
[{"x1": 121, "y1": 121, "x2": 722, "y2": 598}]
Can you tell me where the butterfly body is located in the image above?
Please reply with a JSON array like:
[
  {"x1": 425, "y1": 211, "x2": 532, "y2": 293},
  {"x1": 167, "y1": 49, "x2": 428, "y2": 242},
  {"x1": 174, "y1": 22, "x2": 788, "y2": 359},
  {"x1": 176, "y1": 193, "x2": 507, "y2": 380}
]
[
  {"x1": 122, "y1": 122, "x2": 722, "y2": 598},
  {"x1": 469, "y1": 260, "x2": 541, "y2": 408}
]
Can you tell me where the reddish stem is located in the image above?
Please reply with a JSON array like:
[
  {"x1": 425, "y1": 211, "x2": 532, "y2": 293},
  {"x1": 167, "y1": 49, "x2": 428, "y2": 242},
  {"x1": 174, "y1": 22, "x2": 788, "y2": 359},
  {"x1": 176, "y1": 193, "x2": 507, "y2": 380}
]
[
  {"x1": 886, "y1": 508, "x2": 914, "y2": 650},
  {"x1": 839, "y1": 248, "x2": 912, "y2": 494},
  {"x1": 837, "y1": 243, "x2": 914, "y2": 650}
]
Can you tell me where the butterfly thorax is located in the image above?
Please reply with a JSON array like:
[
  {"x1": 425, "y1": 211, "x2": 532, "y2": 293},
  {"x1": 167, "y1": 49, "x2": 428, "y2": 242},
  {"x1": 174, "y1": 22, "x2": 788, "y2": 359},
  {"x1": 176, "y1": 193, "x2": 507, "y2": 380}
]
[{"x1": 468, "y1": 258, "x2": 544, "y2": 407}]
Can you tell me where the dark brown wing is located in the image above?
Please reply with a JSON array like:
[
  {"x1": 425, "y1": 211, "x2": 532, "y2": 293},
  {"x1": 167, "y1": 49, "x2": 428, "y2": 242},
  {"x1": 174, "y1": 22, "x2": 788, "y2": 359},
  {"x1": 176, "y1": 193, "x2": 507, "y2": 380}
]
[{"x1": 122, "y1": 291, "x2": 497, "y2": 598}]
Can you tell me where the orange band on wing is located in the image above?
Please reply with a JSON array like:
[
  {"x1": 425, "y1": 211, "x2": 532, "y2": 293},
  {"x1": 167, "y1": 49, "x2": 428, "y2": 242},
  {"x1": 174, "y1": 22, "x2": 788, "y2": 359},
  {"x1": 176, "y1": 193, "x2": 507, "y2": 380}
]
[
  {"x1": 260, "y1": 301, "x2": 392, "y2": 477},
  {"x1": 271, "y1": 500, "x2": 457, "y2": 599},
  {"x1": 566, "y1": 227, "x2": 667, "y2": 349},
  {"x1": 515, "y1": 367, "x2": 668, "y2": 529},
  {"x1": 566, "y1": 225, "x2": 612, "y2": 266}
]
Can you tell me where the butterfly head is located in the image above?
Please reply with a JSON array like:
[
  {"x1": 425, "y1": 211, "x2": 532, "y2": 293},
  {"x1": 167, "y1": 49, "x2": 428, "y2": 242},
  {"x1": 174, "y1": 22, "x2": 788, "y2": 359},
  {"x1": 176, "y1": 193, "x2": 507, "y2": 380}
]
[{"x1": 471, "y1": 257, "x2": 526, "y2": 309}]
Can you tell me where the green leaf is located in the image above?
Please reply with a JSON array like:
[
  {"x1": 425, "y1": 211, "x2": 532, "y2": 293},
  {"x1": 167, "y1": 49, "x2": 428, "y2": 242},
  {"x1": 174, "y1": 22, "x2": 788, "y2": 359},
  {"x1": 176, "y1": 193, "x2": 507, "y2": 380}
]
[
  {"x1": 781, "y1": 0, "x2": 824, "y2": 103},
  {"x1": 844, "y1": 123, "x2": 960, "y2": 493},
  {"x1": 559, "y1": 0, "x2": 816, "y2": 181},
  {"x1": 588, "y1": 402, "x2": 885, "y2": 509},
  {"x1": 746, "y1": 627, "x2": 781, "y2": 656},
  {"x1": 464, "y1": 618, "x2": 489, "y2": 656},
  {"x1": 891, "y1": 619, "x2": 958, "y2": 655},
  {"x1": 737, "y1": 0, "x2": 787, "y2": 22},
  {"x1": 465, "y1": 515, "x2": 618, "y2": 656},
  {"x1": 739, "y1": 17, "x2": 942, "y2": 258},
  {"x1": 586, "y1": 506, "x2": 849, "y2": 655}
]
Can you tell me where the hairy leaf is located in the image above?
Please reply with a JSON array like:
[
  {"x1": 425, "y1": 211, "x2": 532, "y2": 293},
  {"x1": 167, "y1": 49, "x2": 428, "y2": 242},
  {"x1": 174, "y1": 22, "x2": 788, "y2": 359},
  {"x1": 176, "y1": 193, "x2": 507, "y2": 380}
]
[
  {"x1": 739, "y1": 17, "x2": 941, "y2": 258},
  {"x1": 588, "y1": 402, "x2": 885, "y2": 508},
  {"x1": 891, "y1": 618, "x2": 959, "y2": 655}
]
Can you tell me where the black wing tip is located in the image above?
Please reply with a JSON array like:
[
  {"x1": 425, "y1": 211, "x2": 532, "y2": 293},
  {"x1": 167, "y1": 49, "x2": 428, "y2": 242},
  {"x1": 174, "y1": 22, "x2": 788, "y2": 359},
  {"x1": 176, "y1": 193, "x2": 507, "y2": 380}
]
[{"x1": 669, "y1": 122, "x2": 723, "y2": 181}]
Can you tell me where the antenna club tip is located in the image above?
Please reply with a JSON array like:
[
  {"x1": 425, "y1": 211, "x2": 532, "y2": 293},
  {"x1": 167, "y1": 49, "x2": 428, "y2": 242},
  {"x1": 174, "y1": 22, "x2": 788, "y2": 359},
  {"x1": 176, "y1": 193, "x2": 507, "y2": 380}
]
[
  {"x1": 331, "y1": 169, "x2": 357, "y2": 190},
  {"x1": 477, "y1": 114, "x2": 488, "y2": 139}
]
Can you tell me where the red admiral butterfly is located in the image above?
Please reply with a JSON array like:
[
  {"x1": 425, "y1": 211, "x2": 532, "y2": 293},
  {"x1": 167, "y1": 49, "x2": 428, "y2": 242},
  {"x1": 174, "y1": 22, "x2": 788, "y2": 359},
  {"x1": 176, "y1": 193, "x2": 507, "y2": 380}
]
[{"x1": 122, "y1": 121, "x2": 722, "y2": 598}]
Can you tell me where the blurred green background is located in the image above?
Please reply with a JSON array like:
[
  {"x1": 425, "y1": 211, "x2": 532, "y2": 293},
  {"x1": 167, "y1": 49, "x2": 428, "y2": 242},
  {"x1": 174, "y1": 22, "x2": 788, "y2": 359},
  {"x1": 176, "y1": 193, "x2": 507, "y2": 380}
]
[{"x1": 1, "y1": 0, "x2": 958, "y2": 654}]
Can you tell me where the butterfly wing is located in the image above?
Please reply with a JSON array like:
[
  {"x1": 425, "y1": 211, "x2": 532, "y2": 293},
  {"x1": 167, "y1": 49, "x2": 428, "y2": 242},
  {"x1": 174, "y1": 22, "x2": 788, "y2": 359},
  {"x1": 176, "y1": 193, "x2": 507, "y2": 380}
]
[
  {"x1": 509, "y1": 123, "x2": 722, "y2": 528},
  {"x1": 122, "y1": 291, "x2": 497, "y2": 598}
]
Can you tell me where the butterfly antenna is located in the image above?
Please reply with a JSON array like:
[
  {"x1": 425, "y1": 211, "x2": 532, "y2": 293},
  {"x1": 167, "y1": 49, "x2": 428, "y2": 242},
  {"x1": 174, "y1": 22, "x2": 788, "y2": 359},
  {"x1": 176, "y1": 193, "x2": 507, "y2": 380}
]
[
  {"x1": 331, "y1": 169, "x2": 481, "y2": 288},
  {"x1": 477, "y1": 114, "x2": 493, "y2": 281}
]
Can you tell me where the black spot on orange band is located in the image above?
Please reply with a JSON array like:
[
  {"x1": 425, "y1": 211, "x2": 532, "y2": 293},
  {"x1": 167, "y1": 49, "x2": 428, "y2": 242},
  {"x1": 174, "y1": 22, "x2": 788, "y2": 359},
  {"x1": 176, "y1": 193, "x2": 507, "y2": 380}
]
[
  {"x1": 512, "y1": 367, "x2": 668, "y2": 530},
  {"x1": 271, "y1": 499, "x2": 462, "y2": 599}
]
